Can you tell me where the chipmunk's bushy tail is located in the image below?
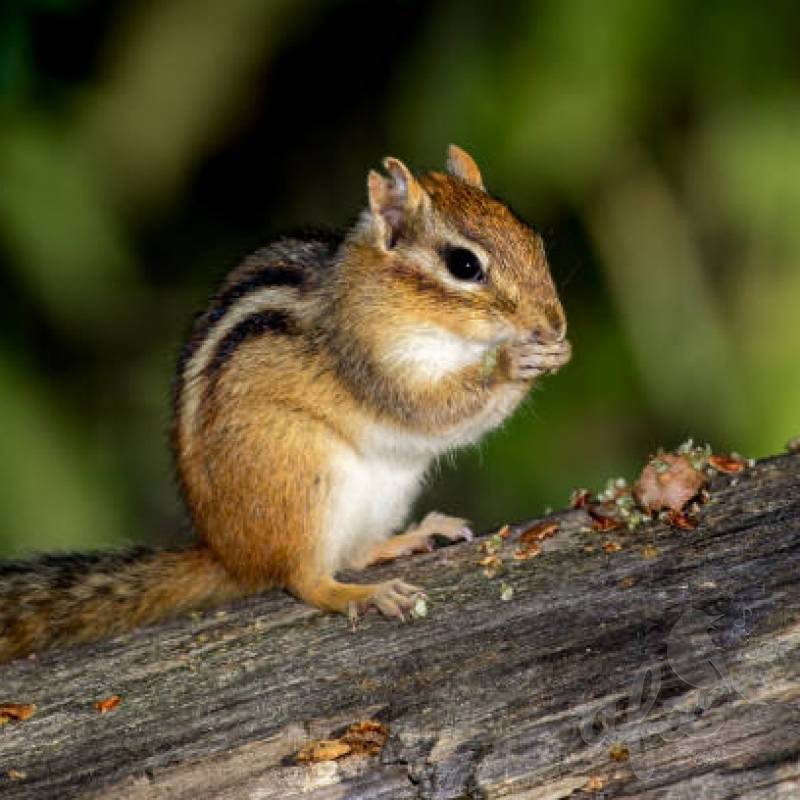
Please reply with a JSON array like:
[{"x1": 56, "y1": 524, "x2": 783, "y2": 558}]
[{"x1": 0, "y1": 546, "x2": 243, "y2": 663}]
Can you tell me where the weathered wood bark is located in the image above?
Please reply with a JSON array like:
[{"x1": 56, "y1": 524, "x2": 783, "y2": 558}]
[{"x1": 1, "y1": 453, "x2": 799, "y2": 799}]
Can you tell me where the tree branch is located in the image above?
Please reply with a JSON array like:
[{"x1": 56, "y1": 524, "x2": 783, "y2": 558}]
[{"x1": 1, "y1": 453, "x2": 799, "y2": 799}]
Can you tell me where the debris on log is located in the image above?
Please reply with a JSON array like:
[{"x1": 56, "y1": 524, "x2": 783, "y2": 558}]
[{"x1": 1, "y1": 452, "x2": 799, "y2": 799}]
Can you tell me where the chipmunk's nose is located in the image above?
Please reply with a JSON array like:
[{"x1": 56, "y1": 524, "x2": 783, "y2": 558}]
[
  {"x1": 525, "y1": 299, "x2": 567, "y2": 344},
  {"x1": 530, "y1": 317, "x2": 566, "y2": 344}
]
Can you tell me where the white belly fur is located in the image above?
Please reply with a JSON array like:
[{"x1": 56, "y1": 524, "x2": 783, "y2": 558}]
[
  {"x1": 320, "y1": 380, "x2": 528, "y2": 573},
  {"x1": 322, "y1": 443, "x2": 428, "y2": 573}
]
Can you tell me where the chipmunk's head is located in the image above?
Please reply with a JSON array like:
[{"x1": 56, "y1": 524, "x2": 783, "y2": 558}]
[{"x1": 355, "y1": 145, "x2": 566, "y2": 354}]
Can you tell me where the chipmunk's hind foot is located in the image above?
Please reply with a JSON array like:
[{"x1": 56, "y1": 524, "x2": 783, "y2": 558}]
[
  {"x1": 361, "y1": 511, "x2": 472, "y2": 566},
  {"x1": 348, "y1": 578, "x2": 424, "y2": 622},
  {"x1": 288, "y1": 573, "x2": 423, "y2": 622}
]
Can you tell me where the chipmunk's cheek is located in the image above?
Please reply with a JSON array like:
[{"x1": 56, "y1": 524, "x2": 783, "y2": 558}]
[
  {"x1": 466, "y1": 314, "x2": 507, "y2": 344},
  {"x1": 384, "y1": 324, "x2": 495, "y2": 382}
]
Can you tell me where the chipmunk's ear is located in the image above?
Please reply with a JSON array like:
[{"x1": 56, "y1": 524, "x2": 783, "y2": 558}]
[
  {"x1": 367, "y1": 157, "x2": 423, "y2": 249},
  {"x1": 446, "y1": 144, "x2": 485, "y2": 190}
]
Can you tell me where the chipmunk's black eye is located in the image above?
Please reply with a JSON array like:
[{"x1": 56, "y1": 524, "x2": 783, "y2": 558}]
[{"x1": 442, "y1": 246, "x2": 485, "y2": 283}]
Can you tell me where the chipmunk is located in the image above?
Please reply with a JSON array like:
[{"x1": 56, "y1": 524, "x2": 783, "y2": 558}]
[{"x1": 0, "y1": 146, "x2": 571, "y2": 663}]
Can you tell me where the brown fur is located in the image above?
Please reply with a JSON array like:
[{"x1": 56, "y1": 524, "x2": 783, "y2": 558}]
[
  {"x1": 0, "y1": 547, "x2": 239, "y2": 663},
  {"x1": 0, "y1": 147, "x2": 570, "y2": 663}
]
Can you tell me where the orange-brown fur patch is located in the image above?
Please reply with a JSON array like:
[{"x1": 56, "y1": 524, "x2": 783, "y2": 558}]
[{"x1": 0, "y1": 547, "x2": 238, "y2": 663}]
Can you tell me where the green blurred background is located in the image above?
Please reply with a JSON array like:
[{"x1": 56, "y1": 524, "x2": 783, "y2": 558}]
[{"x1": 1, "y1": 0, "x2": 798, "y2": 557}]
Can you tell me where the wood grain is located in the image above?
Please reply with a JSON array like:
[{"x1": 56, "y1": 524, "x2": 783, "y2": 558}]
[{"x1": 1, "y1": 453, "x2": 799, "y2": 799}]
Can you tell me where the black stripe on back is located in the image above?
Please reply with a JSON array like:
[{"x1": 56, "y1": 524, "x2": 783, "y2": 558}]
[
  {"x1": 206, "y1": 310, "x2": 298, "y2": 377},
  {"x1": 209, "y1": 267, "x2": 304, "y2": 329},
  {"x1": 173, "y1": 267, "x2": 305, "y2": 408},
  {"x1": 186, "y1": 267, "x2": 304, "y2": 365},
  {"x1": 172, "y1": 234, "x2": 343, "y2": 414}
]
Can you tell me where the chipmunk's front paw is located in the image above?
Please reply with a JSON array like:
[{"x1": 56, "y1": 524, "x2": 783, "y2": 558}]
[
  {"x1": 349, "y1": 579, "x2": 425, "y2": 622},
  {"x1": 509, "y1": 338, "x2": 572, "y2": 380}
]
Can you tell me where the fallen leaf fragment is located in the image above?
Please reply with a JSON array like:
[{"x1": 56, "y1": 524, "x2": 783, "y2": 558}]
[
  {"x1": 513, "y1": 541, "x2": 542, "y2": 561},
  {"x1": 479, "y1": 554, "x2": 503, "y2": 578},
  {"x1": 571, "y1": 488, "x2": 592, "y2": 509},
  {"x1": 609, "y1": 743, "x2": 630, "y2": 762},
  {"x1": 95, "y1": 695, "x2": 122, "y2": 714},
  {"x1": 707, "y1": 454, "x2": 746, "y2": 474},
  {"x1": 518, "y1": 520, "x2": 560, "y2": 544},
  {"x1": 297, "y1": 720, "x2": 389, "y2": 763},
  {"x1": 582, "y1": 775, "x2": 606, "y2": 792},
  {"x1": 634, "y1": 454, "x2": 707, "y2": 513},
  {"x1": 296, "y1": 739, "x2": 351, "y2": 763},
  {"x1": 479, "y1": 534, "x2": 504, "y2": 555},
  {"x1": 589, "y1": 509, "x2": 623, "y2": 532},
  {"x1": 341, "y1": 720, "x2": 389, "y2": 756},
  {"x1": 0, "y1": 704, "x2": 36, "y2": 723},
  {"x1": 6, "y1": 770, "x2": 26, "y2": 781},
  {"x1": 496, "y1": 524, "x2": 512, "y2": 539},
  {"x1": 665, "y1": 511, "x2": 698, "y2": 531},
  {"x1": 602, "y1": 540, "x2": 623, "y2": 554},
  {"x1": 618, "y1": 576, "x2": 638, "y2": 589}
]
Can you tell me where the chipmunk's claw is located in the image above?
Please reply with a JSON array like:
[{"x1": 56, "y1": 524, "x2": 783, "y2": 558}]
[{"x1": 350, "y1": 579, "x2": 425, "y2": 623}]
